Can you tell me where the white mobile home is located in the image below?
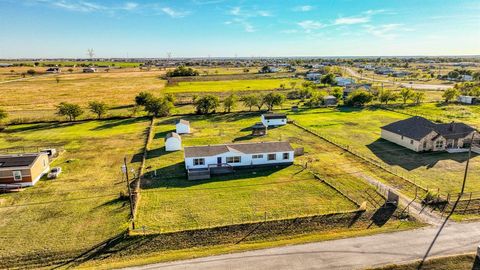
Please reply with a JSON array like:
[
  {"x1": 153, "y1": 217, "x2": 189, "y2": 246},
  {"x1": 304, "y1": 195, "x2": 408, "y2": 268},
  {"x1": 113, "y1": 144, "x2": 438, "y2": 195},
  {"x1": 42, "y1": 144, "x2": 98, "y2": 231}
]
[
  {"x1": 261, "y1": 113, "x2": 287, "y2": 127},
  {"x1": 165, "y1": 132, "x2": 182, "y2": 151},
  {"x1": 176, "y1": 119, "x2": 191, "y2": 134},
  {"x1": 184, "y1": 141, "x2": 294, "y2": 170},
  {"x1": 458, "y1": 95, "x2": 478, "y2": 105}
]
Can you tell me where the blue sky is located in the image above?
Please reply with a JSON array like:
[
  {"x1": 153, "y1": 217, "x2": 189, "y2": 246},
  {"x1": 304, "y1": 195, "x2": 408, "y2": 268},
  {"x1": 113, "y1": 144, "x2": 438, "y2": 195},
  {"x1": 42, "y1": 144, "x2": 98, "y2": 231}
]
[{"x1": 0, "y1": 0, "x2": 479, "y2": 58}]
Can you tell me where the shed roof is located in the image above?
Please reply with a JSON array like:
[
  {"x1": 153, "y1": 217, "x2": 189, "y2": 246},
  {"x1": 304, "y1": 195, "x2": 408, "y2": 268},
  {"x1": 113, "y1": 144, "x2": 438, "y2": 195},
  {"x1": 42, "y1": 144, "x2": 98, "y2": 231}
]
[
  {"x1": 176, "y1": 119, "x2": 190, "y2": 125},
  {"x1": 0, "y1": 154, "x2": 42, "y2": 168},
  {"x1": 184, "y1": 141, "x2": 293, "y2": 158},
  {"x1": 262, "y1": 113, "x2": 287, "y2": 120},
  {"x1": 165, "y1": 132, "x2": 181, "y2": 141}
]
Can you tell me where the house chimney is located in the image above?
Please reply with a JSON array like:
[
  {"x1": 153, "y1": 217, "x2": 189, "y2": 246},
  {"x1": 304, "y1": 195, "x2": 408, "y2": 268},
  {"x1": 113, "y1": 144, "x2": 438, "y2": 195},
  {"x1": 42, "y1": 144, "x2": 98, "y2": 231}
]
[{"x1": 449, "y1": 121, "x2": 455, "y2": 132}]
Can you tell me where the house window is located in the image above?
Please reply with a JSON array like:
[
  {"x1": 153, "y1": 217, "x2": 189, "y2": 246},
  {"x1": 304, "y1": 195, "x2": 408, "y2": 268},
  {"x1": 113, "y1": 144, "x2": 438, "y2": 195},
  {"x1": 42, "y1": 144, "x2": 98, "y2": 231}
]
[
  {"x1": 13, "y1": 171, "x2": 22, "y2": 181},
  {"x1": 410, "y1": 140, "x2": 414, "y2": 145},
  {"x1": 43, "y1": 159, "x2": 47, "y2": 167},
  {"x1": 401, "y1": 136, "x2": 404, "y2": 140},
  {"x1": 283, "y1": 153, "x2": 290, "y2": 160},
  {"x1": 267, "y1": 154, "x2": 276, "y2": 161},
  {"x1": 423, "y1": 141, "x2": 427, "y2": 149},
  {"x1": 252, "y1": 154, "x2": 263, "y2": 159},
  {"x1": 435, "y1": 140, "x2": 444, "y2": 149},
  {"x1": 193, "y1": 158, "x2": 205, "y2": 166},
  {"x1": 226, "y1": 156, "x2": 241, "y2": 163}
]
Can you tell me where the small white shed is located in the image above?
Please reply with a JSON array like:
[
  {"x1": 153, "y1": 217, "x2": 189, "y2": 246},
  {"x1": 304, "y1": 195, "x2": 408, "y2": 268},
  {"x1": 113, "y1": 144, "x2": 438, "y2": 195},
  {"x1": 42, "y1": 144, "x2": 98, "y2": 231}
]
[
  {"x1": 176, "y1": 119, "x2": 191, "y2": 134},
  {"x1": 458, "y1": 95, "x2": 478, "y2": 105},
  {"x1": 261, "y1": 113, "x2": 287, "y2": 127},
  {"x1": 165, "y1": 132, "x2": 182, "y2": 151}
]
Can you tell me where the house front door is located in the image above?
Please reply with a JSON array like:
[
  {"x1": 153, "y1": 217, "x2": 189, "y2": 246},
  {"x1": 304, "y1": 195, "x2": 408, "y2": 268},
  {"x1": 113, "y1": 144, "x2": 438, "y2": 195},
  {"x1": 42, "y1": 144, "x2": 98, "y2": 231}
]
[
  {"x1": 454, "y1": 139, "x2": 458, "y2": 148},
  {"x1": 217, "y1": 157, "x2": 222, "y2": 164}
]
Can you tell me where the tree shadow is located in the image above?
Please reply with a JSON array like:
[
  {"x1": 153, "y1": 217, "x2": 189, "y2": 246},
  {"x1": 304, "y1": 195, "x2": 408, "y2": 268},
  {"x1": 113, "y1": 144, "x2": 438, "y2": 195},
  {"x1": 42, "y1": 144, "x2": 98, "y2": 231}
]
[
  {"x1": 5, "y1": 122, "x2": 78, "y2": 133},
  {"x1": 366, "y1": 138, "x2": 474, "y2": 171},
  {"x1": 152, "y1": 130, "x2": 173, "y2": 140},
  {"x1": 91, "y1": 117, "x2": 149, "y2": 131},
  {"x1": 473, "y1": 256, "x2": 480, "y2": 270}
]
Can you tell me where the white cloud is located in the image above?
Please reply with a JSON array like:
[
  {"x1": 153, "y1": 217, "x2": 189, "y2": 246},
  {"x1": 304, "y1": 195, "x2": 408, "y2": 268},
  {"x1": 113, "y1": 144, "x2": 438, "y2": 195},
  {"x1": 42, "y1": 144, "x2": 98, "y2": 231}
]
[
  {"x1": 122, "y1": 2, "x2": 138, "y2": 11},
  {"x1": 161, "y1": 7, "x2": 190, "y2": 18},
  {"x1": 230, "y1": 6, "x2": 241, "y2": 16},
  {"x1": 334, "y1": 16, "x2": 370, "y2": 25},
  {"x1": 363, "y1": 24, "x2": 406, "y2": 39},
  {"x1": 297, "y1": 20, "x2": 324, "y2": 33},
  {"x1": 294, "y1": 5, "x2": 313, "y2": 12}
]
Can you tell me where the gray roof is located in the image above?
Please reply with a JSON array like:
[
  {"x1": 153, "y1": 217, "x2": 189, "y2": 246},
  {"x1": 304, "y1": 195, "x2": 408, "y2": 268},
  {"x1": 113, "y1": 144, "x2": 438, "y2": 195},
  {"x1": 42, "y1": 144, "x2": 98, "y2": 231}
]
[
  {"x1": 0, "y1": 154, "x2": 41, "y2": 168},
  {"x1": 176, "y1": 119, "x2": 189, "y2": 125},
  {"x1": 252, "y1": 122, "x2": 267, "y2": 129},
  {"x1": 262, "y1": 113, "x2": 287, "y2": 120},
  {"x1": 381, "y1": 116, "x2": 475, "y2": 141},
  {"x1": 184, "y1": 141, "x2": 293, "y2": 158},
  {"x1": 165, "y1": 132, "x2": 181, "y2": 141}
]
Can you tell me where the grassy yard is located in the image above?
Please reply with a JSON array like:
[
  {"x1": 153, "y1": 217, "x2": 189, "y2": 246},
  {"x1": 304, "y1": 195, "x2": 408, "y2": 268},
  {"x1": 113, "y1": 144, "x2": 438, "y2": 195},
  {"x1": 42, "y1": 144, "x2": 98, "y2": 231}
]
[
  {"x1": 0, "y1": 70, "x2": 166, "y2": 121},
  {"x1": 369, "y1": 253, "x2": 479, "y2": 270},
  {"x1": 0, "y1": 118, "x2": 149, "y2": 267},
  {"x1": 288, "y1": 106, "x2": 480, "y2": 195},
  {"x1": 136, "y1": 112, "x2": 402, "y2": 233},
  {"x1": 164, "y1": 78, "x2": 301, "y2": 93}
]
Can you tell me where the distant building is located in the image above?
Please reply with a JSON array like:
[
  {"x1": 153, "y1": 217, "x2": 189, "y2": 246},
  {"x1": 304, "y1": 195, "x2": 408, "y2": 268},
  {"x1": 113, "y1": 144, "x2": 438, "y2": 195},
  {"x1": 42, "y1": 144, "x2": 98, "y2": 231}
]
[
  {"x1": 0, "y1": 153, "x2": 50, "y2": 187},
  {"x1": 343, "y1": 83, "x2": 373, "y2": 99},
  {"x1": 335, "y1": 77, "x2": 355, "y2": 86},
  {"x1": 46, "y1": 67, "x2": 61, "y2": 73},
  {"x1": 381, "y1": 116, "x2": 476, "y2": 152},
  {"x1": 460, "y1": 75, "x2": 474, "y2": 82},
  {"x1": 176, "y1": 119, "x2": 191, "y2": 134},
  {"x1": 323, "y1": 95, "x2": 338, "y2": 106},
  {"x1": 83, "y1": 67, "x2": 96, "y2": 73},
  {"x1": 165, "y1": 132, "x2": 182, "y2": 151},
  {"x1": 306, "y1": 72, "x2": 322, "y2": 81},
  {"x1": 458, "y1": 95, "x2": 478, "y2": 105},
  {"x1": 261, "y1": 113, "x2": 287, "y2": 127}
]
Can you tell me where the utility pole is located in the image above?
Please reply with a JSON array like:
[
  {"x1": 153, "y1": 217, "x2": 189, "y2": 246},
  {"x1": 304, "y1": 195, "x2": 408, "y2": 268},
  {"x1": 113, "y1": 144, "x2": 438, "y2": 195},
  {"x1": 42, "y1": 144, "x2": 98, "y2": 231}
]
[
  {"x1": 460, "y1": 132, "x2": 476, "y2": 195},
  {"x1": 122, "y1": 156, "x2": 136, "y2": 229}
]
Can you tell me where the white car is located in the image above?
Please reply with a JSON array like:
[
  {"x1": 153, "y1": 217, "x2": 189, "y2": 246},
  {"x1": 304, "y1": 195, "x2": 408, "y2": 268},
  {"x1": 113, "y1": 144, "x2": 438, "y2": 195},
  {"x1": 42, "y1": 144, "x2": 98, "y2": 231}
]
[{"x1": 47, "y1": 167, "x2": 62, "y2": 179}]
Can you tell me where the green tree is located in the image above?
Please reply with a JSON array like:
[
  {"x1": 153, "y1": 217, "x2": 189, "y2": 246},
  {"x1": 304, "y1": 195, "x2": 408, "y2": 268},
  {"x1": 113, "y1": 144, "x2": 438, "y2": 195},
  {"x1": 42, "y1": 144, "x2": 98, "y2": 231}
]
[
  {"x1": 399, "y1": 88, "x2": 414, "y2": 104},
  {"x1": 378, "y1": 89, "x2": 398, "y2": 105},
  {"x1": 26, "y1": 69, "x2": 36, "y2": 76},
  {"x1": 305, "y1": 92, "x2": 324, "y2": 108},
  {"x1": 88, "y1": 101, "x2": 108, "y2": 119},
  {"x1": 255, "y1": 94, "x2": 265, "y2": 111},
  {"x1": 223, "y1": 94, "x2": 237, "y2": 113},
  {"x1": 345, "y1": 90, "x2": 373, "y2": 107},
  {"x1": 144, "y1": 97, "x2": 173, "y2": 117},
  {"x1": 263, "y1": 93, "x2": 285, "y2": 111},
  {"x1": 442, "y1": 88, "x2": 459, "y2": 103},
  {"x1": 56, "y1": 102, "x2": 83, "y2": 121},
  {"x1": 412, "y1": 91, "x2": 426, "y2": 105},
  {"x1": 240, "y1": 94, "x2": 259, "y2": 111},
  {"x1": 330, "y1": 87, "x2": 344, "y2": 100},
  {"x1": 164, "y1": 93, "x2": 176, "y2": 104},
  {"x1": 195, "y1": 95, "x2": 219, "y2": 114},
  {"x1": 135, "y1": 91, "x2": 154, "y2": 106},
  {"x1": 166, "y1": 66, "x2": 199, "y2": 77},
  {"x1": 320, "y1": 73, "x2": 336, "y2": 85}
]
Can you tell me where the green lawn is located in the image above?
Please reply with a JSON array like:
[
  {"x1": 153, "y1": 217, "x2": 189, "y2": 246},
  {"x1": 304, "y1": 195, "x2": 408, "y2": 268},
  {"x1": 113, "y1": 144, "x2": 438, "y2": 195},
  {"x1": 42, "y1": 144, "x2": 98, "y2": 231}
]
[
  {"x1": 137, "y1": 112, "x2": 396, "y2": 233},
  {"x1": 369, "y1": 254, "x2": 479, "y2": 270},
  {"x1": 288, "y1": 106, "x2": 480, "y2": 195},
  {"x1": 0, "y1": 118, "x2": 149, "y2": 267},
  {"x1": 164, "y1": 78, "x2": 301, "y2": 93}
]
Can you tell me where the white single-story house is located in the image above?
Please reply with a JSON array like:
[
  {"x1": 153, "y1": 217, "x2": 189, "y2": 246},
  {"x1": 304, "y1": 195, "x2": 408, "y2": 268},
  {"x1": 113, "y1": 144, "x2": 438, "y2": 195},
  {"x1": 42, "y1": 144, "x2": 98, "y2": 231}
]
[
  {"x1": 261, "y1": 113, "x2": 287, "y2": 127},
  {"x1": 335, "y1": 77, "x2": 355, "y2": 86},
  {"x1": 458, "y1": 95, "x2": 478, "y2": 105},
  {"x1": 381, "y1": 116, "x2": 477, "y2": 152},
  {"x1": 176, "y1": 119, "x2": 191, "y2": 134},
  {"x1": 184, "y1": 141, "x2": 294, "y2": 170},
  {"x1": 306, "y1": 72, "x2": 322, "y2": 81},
  {"x1": 0, "y1": 153, "x2": 50, "y2": 187},
  {"x1": 460, "y1": 75, "x2": 474, "y2": 82},
  {"x1": 165, "y1": 132, "x2": 182, "y2": 151}
]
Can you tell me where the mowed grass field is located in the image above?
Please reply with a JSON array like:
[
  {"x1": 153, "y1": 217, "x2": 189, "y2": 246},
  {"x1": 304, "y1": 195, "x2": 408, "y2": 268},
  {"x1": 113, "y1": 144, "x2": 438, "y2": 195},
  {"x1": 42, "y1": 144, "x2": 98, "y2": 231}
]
[
  {"x1": 0, "y1": 70, "x2": 166, "y2": 121},
  {"x1": 164, "y1": 78, "x2": 301, "y2": 93},
  {"x1": 0, "y1": 118, "x2": 149, "y2": 267},
  {"x1": 288, "y1": 106, "x2": 480, "y2": 195},
  {"x1": 136, "y1": 112, "x2": 408, "y2": 233}
]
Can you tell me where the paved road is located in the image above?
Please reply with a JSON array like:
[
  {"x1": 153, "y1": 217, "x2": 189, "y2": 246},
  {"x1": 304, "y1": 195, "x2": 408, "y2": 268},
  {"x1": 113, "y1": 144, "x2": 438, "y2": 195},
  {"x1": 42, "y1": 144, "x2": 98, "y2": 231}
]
[
  {"x1": 125, "y1": 221, "x2": 480, "y2": 270},
  {"x1": 344, "y1": 67, "x2": 453, "y2": 91}
]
